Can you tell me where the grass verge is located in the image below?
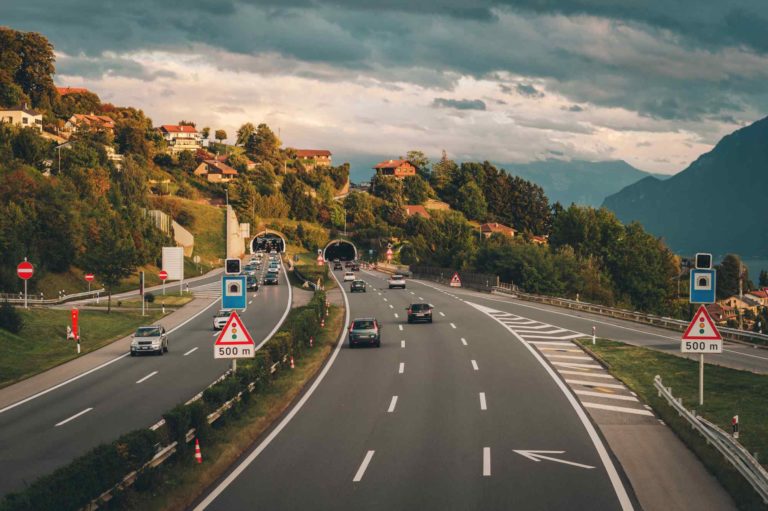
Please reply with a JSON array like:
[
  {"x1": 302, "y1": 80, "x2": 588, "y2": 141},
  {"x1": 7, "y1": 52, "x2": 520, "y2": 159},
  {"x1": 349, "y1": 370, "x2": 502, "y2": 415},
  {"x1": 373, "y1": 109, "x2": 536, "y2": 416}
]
[
  {"x1": 578, "y1": 339, "x2": 767, "y2": 510},
  {"x1": 89, "y1": 293, "x2": 194, "y2": 309},
  {"x1": 0, "y1": 308, "x2": 164, "y2": 389},
  {"x1": 115, "y1": 304, "x2": 344, "y2": 511}
]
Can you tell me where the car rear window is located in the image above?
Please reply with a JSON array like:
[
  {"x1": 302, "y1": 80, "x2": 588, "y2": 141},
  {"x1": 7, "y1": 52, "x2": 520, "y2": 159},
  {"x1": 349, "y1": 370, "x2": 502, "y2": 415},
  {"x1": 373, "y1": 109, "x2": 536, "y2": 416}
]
[
  {"x1": 411, "y1": 304, "x2": 430, "y2": 311},
  {"x1": 392, "y1": 275, "x2": 403, "y2": 279},
  {"x1": 136, "y1": 327, "x2": 161, "y2": 337},
  {"x1": 352, "y1": 320, "x2": 375, "y2": 329}
]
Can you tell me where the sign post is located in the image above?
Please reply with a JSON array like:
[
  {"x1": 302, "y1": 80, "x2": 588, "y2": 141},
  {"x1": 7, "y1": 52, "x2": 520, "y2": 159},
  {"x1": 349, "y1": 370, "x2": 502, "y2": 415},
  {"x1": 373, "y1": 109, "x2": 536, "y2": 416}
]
[
  {"x1": 681, "y1": 305, "x2": 722, "y2": 406},
  {"x1": 84, "y1": 273, "x2": 94, "y2": 294},
  {"x1": 139, "y1": 271, "x2": 145, "y2": 316},
  {"x1": 17, "y1": 260, "x2": 33, "y2": 309}
]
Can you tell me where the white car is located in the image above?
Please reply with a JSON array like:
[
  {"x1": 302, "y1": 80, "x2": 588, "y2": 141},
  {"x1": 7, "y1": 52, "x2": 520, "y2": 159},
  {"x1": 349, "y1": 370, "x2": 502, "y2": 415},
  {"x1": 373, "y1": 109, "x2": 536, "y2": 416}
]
[
  {"x1": 388, "y1": 274, "x2": 406, "y2": 289},
  {"x1": 130, "y1": 326, "x2": 168, "y2": 356},
  {"x1": 343, "y1": 271, "x2": 355, "y2": 282},
  {"x1": 213, "y1": 310, "x2": 231, "y2": 330}
]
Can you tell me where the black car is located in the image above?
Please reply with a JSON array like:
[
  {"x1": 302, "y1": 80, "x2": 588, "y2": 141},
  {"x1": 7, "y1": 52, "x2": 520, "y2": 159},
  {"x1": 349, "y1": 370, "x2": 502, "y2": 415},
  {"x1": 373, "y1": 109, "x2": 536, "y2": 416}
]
[
  {"x1": 351, "y1": 262, "x2": 360, "y2": 271},
  {"x1": 334, "y1": 262, "x2": 343, "y2": 270},
  {"x1": 406, "y1": 303, "x2": 433, "y2": 323},
  {"x1": 246, "y1": 275, "x2": 259, "y2": 291},
  {"x1": 350, "y1": 280, "x2": 366, "y2": 292},
  {"x1": 348, "y1": 317, "x2": 380, "y2": 348},
  {"x1": 264, "y1": 272, "x2": 279, "y2": 285}
]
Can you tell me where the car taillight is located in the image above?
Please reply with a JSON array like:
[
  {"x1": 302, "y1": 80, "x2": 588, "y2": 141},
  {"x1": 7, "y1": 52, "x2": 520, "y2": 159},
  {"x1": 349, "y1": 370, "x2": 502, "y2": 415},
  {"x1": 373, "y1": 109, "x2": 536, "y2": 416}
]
[{"x1": 408, "y1": 309, "x2": 412, "y2": 314}]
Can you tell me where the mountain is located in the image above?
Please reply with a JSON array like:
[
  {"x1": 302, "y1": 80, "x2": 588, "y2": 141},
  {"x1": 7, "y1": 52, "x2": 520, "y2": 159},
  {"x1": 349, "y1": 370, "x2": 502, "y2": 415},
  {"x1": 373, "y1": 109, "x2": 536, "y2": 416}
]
[
  {"x1": 603, "y1": 116, "x2": 768, "y2": 257},
  {"x1": 499, "y1": 159, "x2": 665, "y2": 207}
]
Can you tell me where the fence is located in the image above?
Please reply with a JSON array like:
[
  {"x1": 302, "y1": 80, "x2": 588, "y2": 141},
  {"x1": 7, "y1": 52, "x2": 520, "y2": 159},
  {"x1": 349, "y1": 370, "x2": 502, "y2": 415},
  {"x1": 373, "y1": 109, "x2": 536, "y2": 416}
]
[
  {"x1": 654, "y1": 375, "x2": 768, "y2": 504},
  {"x1": 0, "y1": 288, "x2": 105, "y2": 306},
  {"x1": 410, "y1": 265, "x2": 499, "y2": 292}
]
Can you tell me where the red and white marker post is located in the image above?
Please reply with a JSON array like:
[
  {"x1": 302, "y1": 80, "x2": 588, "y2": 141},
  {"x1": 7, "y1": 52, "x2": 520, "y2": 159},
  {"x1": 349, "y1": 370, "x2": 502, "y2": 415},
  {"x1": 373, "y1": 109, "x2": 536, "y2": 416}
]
[
  {"x1": 386, "y1": 247, "x2": 393, "y2": 263},
  {"x1": 17, "y1": 260, "x2": 34, "y2": 309},
  {"x1": 71, "y1": 307, "x2": 80, "y2": 354}
]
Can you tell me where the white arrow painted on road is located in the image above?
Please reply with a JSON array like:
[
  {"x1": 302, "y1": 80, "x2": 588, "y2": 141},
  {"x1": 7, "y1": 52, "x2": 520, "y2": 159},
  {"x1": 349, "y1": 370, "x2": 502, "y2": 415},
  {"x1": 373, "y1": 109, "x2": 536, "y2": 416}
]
[{"x1": 513, "y1": 450, "x2": 595, "y2": 469}]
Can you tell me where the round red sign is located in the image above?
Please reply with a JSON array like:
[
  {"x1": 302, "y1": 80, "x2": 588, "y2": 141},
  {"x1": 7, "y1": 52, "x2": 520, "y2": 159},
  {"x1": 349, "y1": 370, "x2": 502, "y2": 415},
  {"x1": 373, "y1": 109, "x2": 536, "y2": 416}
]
[
  {"x1": 159, "y1": 270, "x2": 168, "y2": 281},
  {"x1": 17, "y1": 261, "x2": 34, "y2": 280},
  {"x1": 84, "y1": 273, "x2": 95, "y2": 282}
]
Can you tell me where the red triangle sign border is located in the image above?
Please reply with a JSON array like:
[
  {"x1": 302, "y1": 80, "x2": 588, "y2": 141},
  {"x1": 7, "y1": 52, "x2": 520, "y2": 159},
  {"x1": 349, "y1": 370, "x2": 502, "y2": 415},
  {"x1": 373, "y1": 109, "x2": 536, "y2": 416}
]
[
  {"x1": 215, "y1": 311, "x2": 256, "y2": 346},
  {"x1": 682, "y1": 305, "x2": 722, "y2": 341}
]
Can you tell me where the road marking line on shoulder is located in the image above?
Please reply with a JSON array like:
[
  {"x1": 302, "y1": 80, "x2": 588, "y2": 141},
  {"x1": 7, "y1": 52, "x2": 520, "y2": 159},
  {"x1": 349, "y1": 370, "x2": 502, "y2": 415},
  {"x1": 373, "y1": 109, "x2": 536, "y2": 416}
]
[
  {"x1": 461, "y1": 337, "x2": 468, "y2": 346},
  {"x1": 399, "y1": 362, "x2": 405, "y2": 374},
  {"x1": 565, "y1": 379, "x2": 625, "y2": 389},
  {"x1": 471, "y1": 360, "x2": 479, "y2": 371},
  {"x1": 399, "y1": 325, "x2": 403, "y2": 331},
  {"x1": 136, "y1": 371, "x2": 158, "y2": 384},
  {"x1": 479, "y1": 392, "x2": 487, "y2": 410},
  {"x1": 401, "y1": 340, "x2": 405, "y2": 348},
  {"x1": 55, "y1": 407, "x2": 93, "y2": 427},
  {"x1": 543, "y1": 354, "x2": 593, "y2": 361},
  {"x1": 552, "y1": 361, "x2": 602, "y2": 369},
  {"x1": 575, "y1": 390, "x2": 638, "y2": 401},
  {"x1": 557, "y1": 369, "x2": 613, "y2": 378},
  {"x1": 483, "y1": 447, "x2": 491, "y2": 476},
  {"x1": 450, "y1": 322, "x2": 457, "y2": 329},
  {"x1": 387, "y1": 396, "x2": 398, "y2": 413},
  {"x1": 353, "y1": 450, "x2": 376, "y2": 482},
  {"x1": 527, "y1": 341, "x2": 574, "y2": 347},
  {"x1": 583, "y1": 402, "x2": 654, "y2": 416},
  {"x1": 439, "y1": 311, "x2": 446, "y2": 317}
]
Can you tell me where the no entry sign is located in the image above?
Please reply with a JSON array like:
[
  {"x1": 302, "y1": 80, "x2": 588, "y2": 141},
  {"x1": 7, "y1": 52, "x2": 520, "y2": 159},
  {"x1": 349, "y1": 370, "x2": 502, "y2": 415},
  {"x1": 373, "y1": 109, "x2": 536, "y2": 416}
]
[
  {"x1": 17, "y1": 261, "x2": 33, "y2": 280},
  {"x1": 159, "y1": 270, "x2": 168, "y2": 281},
  {"x1": 84, "y1": 273, "x2": 95, "y2": 282}
]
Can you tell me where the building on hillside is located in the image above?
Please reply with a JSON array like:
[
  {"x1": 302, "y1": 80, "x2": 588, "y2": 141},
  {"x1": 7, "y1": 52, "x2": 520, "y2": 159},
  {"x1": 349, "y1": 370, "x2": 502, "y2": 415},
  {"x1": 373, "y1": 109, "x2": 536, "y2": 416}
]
[
  {"x1": 56, "y1": 86, "x2": 91, "y2": 96},
  {"x1": 64, "y1": 113, "x2": 115, "y2": 134},
  {"x1": 194, "y1": 159, "x2": 238, "y2": 183},
  {"x1": 705, "y1": 303, "x2": 736, "y2": 325},
  {"x1": 480, "y1": 222, "x2": 516, "y2": 239},
  {"x1": 158, "y1": 125, "x2": 204, "y2": 154},
  {"x1": 532, "y1": 235, "x2": 549, "y2": 245},
  {"x1": 293, "y1": 149, "x2": 332, "y2": 170},
  {"x1": 403, "y1": 205, "x2": 431, "y2": 219},
  {"x1": 721, "y1": 295, "x2": 760, "y2": 315},
  {"x1": 745, "y1": 289, "x2": 768, "y2": 307},
  {"x1": 0, "y1": 106, "x2": 43, "y2": 131},
  {"x1": 373, "y1": 159, "x2": 416, "y2": 179}
]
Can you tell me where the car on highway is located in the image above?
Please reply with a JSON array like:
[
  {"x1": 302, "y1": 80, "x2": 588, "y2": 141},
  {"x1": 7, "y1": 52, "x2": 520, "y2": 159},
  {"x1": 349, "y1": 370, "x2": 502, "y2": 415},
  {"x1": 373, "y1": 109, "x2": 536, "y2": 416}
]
[
  {"x1": 351, "y1": 262, "x2": 360, "y2": 271},
  {"x1": 344, "y1": 260, "x2": 353, "y2": 268},
  {"x1": 130, "y1": 325, "x2": 168, "y2": 355},
  {"x1": 350, "y1": 280, "x2": 367, "y2": 292},
  {"x1": 333, "y1": 261, "x2": 343, "y2": 270},
  {"x1": 406, "y1": 303, "x2": 433, "y2": 323},
  {"x1": 348, "y1": 317, "x2": 380, "y2": 348},
  {"x1": 264, "y1": 271, "x2": 279, "y2": 285},
  {"x1": 343, "y1": 271, "x2": 355, "y2": 282},
  {"x1": 388, "y1": 274, "x2": 406, "y2": 289},
  {"x1": 246, "y1": 275, "x2": 259, "y2": 291},
  {"x1": 213, "y1": 310, "x2": 231, "y2": 330}
]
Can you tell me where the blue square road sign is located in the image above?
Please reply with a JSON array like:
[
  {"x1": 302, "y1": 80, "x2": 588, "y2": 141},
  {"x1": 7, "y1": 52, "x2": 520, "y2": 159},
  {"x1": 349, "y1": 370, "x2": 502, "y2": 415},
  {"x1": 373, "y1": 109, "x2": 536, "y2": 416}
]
[
  {"x1": 222, "y1": 276, "x2": 247, "y2": 310},
  {"x1": 689, "y1": 269, "x2": 716, "y2": 304}
]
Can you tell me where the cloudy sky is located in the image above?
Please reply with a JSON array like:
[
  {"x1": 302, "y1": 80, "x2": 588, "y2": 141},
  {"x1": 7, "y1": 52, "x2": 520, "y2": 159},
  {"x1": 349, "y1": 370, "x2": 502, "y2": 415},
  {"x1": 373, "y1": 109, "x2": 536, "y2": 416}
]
[{"x1": 4, "y1": 1, "x2": 768, "y2": 178}]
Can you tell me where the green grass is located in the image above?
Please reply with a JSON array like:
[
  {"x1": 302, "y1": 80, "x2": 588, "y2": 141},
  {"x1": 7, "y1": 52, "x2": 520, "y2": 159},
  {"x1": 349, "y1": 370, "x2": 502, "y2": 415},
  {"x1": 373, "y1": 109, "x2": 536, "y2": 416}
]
[
  {"x1": 148, "y1": 196, "x2": 226, "y2": 265},
  {"x1": 90, "y1": 292, "x2": 194, "y2": 309},
  {"x1": 0, "y1": 308, "x2": 164, "y2": 388},
  {"x1": 579, "y1": 339, "x2": 768, "y2": 510}
]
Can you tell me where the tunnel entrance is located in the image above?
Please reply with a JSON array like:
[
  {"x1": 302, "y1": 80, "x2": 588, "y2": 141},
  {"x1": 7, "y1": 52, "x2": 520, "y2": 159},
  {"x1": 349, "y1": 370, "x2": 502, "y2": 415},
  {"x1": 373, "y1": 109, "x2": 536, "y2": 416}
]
[
  {"x1": 323, "y1": 239, "x2": 357, "y2": 262},
  {"x1": 251, "y1": 231, "x2": 286, "y2": 253}
]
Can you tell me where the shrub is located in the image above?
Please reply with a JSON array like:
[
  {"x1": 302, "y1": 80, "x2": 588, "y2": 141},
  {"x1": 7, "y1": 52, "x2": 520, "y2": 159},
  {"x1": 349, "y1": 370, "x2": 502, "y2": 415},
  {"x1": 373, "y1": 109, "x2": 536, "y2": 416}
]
[
  {"x1": 0, "y1": 300, "x2": 23, "y2": 334},
  {"x1": 162, "y1": 404, "x2": 191, "y2": 454}
]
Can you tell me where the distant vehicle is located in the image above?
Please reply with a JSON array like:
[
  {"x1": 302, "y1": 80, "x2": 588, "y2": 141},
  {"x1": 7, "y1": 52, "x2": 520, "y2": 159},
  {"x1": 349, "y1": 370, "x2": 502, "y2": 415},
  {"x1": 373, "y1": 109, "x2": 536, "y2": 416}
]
[
  {"x1": 130, "y1": 325, "x2": 168, "y2": 356},
  {"x1": 351, "y1": 280, "x2": 367, "y2": 292},
  {"x1": 351, "y1": 262, "x2": 360, "y2": 271},
  {"x1": 388, "y1": 274, "x2": 406, "y2": 289},
  {"x1": 264, "y1": 272, "x2": 279, "y2": 285},
  {"x1": 246, "y1": 275, "x2": 259, "y2": 291},
  {"x1": 344, "y1": 261, "x2": 353, "y2": 268},
  {"x1": 407, "y1": 303, "x2": 433, "y2": 323},
  {"x1": 333, "y1": 262, "x2": 343, "y2": 270},
  {"x1": 348, "y1": 317, "x2": 380, "y2": 348},
  {"x1": 343, "y1": 271, "x2": 355, "y2": 282},
  {"x1": 213, "y1": 310, "x2": 231, "y2": 330}
]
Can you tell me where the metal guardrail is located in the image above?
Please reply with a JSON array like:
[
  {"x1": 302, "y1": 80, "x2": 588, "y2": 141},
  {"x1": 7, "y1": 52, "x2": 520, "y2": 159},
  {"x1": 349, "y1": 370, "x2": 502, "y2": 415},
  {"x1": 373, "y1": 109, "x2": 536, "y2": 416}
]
[
  {"x1": 493, "y1": 284, "x2": 768, "y2": 346},
  {"x1": 0, "y1": 288, "x2": 106, "y2": 305},
  {"x1": 654, "y1": 375, "x2": 768, "y2": 504}
]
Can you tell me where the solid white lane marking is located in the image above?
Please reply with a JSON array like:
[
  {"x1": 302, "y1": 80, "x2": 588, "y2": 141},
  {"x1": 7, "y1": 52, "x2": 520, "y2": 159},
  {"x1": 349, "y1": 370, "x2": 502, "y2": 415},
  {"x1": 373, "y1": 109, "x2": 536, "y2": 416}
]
[
  {"x1": 479, "y1": 392, "x2": 487, "y2": 410},
  {"x1": 539, "y1": 347, "x2": 583, "y2": 353},
  {"x1": 461, "y1": 337, "x2": 468, "y2": 346},
  {"x1": 723, "y1": 349, "x2": 768, "y2": 361},
  {"x1": 552, "y1": 361, "x2": 602, "y2": 369},
  {"x1": 399, "y1": 325, "x2": 403, "y2": 331},
  {"x1": 557, "y1": 369, "x2": 613, "y2": 378},
  {"x1": 387, "y1": 396, "x2": 398, "y2": 413},
  {"x1": 575, "y1": 390, "x2": 638, "y2": 401},
  {"x1": 583, "y1": 403, "x2": 654, "y2": 416},
  {"x1": 353, "y1": 450, "x2": 375, "y2": 482},
  {"x1": 136, "y1": 371, "x2": 158, "y2": 384},
  {"x1": 471, "y1": 360, "x2": 479, "y2": 371},
  {"x1": 528, "y1": 341, "x2": 574, "y2": 347},
  {"x1": 399, "y1": 362, "x2": 405, "y2": 374},
  {"x1": 401, "y1": 340, "x2": 405, "y2": 348},
  {"x1": 544, "y1": 354, "x2": 593, "y2": 361},
  {"x1": 55, "y1": 407, "x2": 93, "y2": 427},
  {"x1": 565, "y1": 380, "x2": 625, "y2": 389},
  {"x1": 450, "y1": 323, "x2": 457, "y2": 329},
  {"x1": 439, "y1": 311, "x2": 446, "y2": 317},
  {"x1": 184, "y1": 347, "x2": 199, "y2": 356},
  {"x1": 483, "y1": 447, "x2": 491, "y2": 476}
]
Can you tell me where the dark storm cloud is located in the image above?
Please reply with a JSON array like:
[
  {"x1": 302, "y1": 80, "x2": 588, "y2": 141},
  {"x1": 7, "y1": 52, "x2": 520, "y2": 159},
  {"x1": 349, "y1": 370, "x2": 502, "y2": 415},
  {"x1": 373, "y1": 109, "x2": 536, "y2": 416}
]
[
  {"x1": 57, "y1": 54, "x2": 177, "y2": 81},
  {"x1": 516, "y1": 83, "x2": 544, "y2": 98},
  {"x1": 433, "y1": 98, "x2": 487, "y2": 110}
]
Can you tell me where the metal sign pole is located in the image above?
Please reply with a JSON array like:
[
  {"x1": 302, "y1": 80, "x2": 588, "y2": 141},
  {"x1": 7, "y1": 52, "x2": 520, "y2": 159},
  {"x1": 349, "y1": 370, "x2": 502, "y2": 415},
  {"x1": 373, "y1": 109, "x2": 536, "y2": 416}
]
[
  {"x1": 162, "y1": 280, "x2": 165, "y2": 296},
  {"x1": 232, "y1": 359, "x2": 237, "y2": 375},
  {"x1": 699, "y1": 354, "x2": 704, "y2": 406},
  {"x1": 24, "y1": 279, "x2": 28, "y2": 309}
]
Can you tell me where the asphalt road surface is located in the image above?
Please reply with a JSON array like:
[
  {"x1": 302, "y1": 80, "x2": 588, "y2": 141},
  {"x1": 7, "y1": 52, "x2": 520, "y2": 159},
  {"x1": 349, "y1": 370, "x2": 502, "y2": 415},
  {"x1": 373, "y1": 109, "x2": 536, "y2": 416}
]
[
  {"x1": 0, "y1": 262, "x2": 291, "y2": 496},
  {"x1": 195, "y1": 269, "x2": 635, "y2": 511}
]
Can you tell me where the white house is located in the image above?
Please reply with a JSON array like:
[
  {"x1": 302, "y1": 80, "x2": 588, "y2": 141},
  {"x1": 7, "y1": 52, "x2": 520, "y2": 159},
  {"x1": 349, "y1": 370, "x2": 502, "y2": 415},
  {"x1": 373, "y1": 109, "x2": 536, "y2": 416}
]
[
  {"x1": 158, "y1": 125, "x2": 204, "y2": 154},
  {"x1": 0, "y1": 106, "x2": 43, "y2": 131}
]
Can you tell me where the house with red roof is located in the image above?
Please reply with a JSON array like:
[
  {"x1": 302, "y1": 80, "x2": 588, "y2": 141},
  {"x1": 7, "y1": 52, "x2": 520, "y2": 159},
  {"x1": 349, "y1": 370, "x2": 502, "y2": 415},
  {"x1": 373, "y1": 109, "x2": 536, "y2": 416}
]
[
  {"x1": 158, "y1": 124, "x2": 203, "y2": 154},
  {"x1": 480, "y1": 222, "x2": 516, "y2": 239},
  {"x1": 403, "y1": 205, "x2": 431, "y2": 219},
  {"x1": 64, "y1": 113, "x2": 115, "y2": 134},
  {"x1": 373, "y1": 159, "x2": 416, "y2": 179},
  {"x1": 293, "y1": 149, "x2": 332, "y2": 170},
  {"x1": 706, "y1": 303, "x2": 736, "y2": 325},
  {"x1": 56, "y1": 86, "x2": 91, "y2": 96},
  {"x1": 193, "y1": 160, "x2": 238, "y2": 183}
]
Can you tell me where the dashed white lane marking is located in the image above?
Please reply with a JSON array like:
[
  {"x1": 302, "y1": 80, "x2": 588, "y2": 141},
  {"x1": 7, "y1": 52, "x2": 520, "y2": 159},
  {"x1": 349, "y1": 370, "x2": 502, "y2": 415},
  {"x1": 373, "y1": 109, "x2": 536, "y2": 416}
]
[
  {"x1": 401, "y1": 340, "x2": 405, "y2": 348},
  {"x1": 439, "y1": 312, "x2": 446, "y2": 317},
  {"x1": 212, "y1": 332, "x2": 219, "y2": 337},
  {"x1": 461, "y1": 337, "x2": 468, "y2": 346},
  {"x1": 450, "y1": 323, "x2": 457, "y2": 329},
  {"x1": 557, "y1": 369, "x2": 613, "y2": 378},
  {"x1": 479, "y1": 392, "x2": 487, "y2": 410},
  {"x1": 353, "y1": 450, "x2": 375, "y2": 482},
  {"x1": 583, "y1": 403, "x2": 654, "y2": 416},
  {"x1": 565, "y1": 379, "x2": 625, "y2": 389},
  {"x1": 249, "y1": 300, "x2": 253, "y2": 305},
  {"x1": 184, "y1": 347, "x2": 199, "y2": 356},
  {"x1": 394, "y1": 313, "x2": 399, "y2": 318},
  {"x1": 471, "y1": 360, "x2": 479, "y2": 371},
  {"x1": 483, "y1": 447, "x2": 491, "y2": 476},
  {"x1": 383, "y1": 298, "x2": 388, "y2": 302},
  {"x1": 378, "y1": 292, "x2": 382, "y2": 296},
  {"x1": 387, "y1": 396, "x2": 398, "y2": 413},
  {"x1": 399, "y1": 325, "x2": 403, "y2": 331},
  {"x1": 410, "y1": 291, "x2": 415, "y2": 295},
  {"x1": 575, "y1": 390, "x2": 638, "y2": 402},
  {"x1": 399, "y1": 362, "x2": 405, "y2": 374},
  {"x1": 136, "y1": 371, "x2": 158, "y2": 384},
  {"x1": 389, "y1": 304, "x2": 394, "y2": 309},
  {"x1": 418, "y1": 296, "x2": 424, "y2": 300},
  {"x1": 55, "y1": 407, "x2": 93, "y2": 427}
]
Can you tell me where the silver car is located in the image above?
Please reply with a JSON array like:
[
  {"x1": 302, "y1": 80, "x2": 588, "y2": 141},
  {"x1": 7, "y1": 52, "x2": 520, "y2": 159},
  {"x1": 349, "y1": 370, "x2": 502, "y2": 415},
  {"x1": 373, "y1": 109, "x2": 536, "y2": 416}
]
[{"x1": 130, "y1": 326, "x2": 168, "y2": 356}]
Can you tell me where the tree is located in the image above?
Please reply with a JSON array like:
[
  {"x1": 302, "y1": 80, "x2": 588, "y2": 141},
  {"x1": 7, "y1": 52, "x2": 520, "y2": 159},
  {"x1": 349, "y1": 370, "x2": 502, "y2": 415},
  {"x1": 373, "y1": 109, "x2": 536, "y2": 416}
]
[
  {"x1": 455, "y1": 179, "x2": 487, "y2": 221},
  {"x1": 245, "y1": 123, "x2": 282, "y2": 168},
  {"x1": 236, "y1": 122, "x2": 255, "y2": 146},
  {"x1": 403, "y1": 174, "x2": 433, "y2": 204},
  {"x1": 215, "y1": 129, "x2": 227, "y2": 144},
  {"x1": 0, "y1": 300, "x2": 23, "y2": 334},
  {"x1": 177, "y1": 150, "x2": 197, "y2": 173},
  {"x1": 717, "y1": 254, "x2": 744, "y2": 299},
  {"x1": 11, "y1": 127, "x2": 50, "y2": 167},
  {"x1": 201, "y1": 126, "x2": 210, "y2": 139},
  {"x1": 430, "y1": 150, "x2": 457, "y2": 197},
  {"x1": 759, "y1": 269, "x2": 768, "y2": 288},
  {"x1": 371, "y1": 174, "x2": 403, "y2": 203},
  {"x1": 115, "y1": 119, "x2": 149, "y2": 158},
  {"x1": 406, "y1": 150, "x2": 430, "y2": 179},
  {"x1": 178, "y1": 120, "x2": 196, "y2": 127},
  {"x1": 12, "y1": 30, "x2": 57, "y2": 108}
]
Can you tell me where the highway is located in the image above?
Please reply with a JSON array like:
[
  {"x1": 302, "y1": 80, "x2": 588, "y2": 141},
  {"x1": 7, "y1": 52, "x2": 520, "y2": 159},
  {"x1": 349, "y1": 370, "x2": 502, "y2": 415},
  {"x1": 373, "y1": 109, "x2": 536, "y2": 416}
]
[
  {"x1": 195, "y1": 268, "x2": 635, "y2": 510},
  {"x1": 0, "y1": 261, "x2": 291, "y2": 496}
]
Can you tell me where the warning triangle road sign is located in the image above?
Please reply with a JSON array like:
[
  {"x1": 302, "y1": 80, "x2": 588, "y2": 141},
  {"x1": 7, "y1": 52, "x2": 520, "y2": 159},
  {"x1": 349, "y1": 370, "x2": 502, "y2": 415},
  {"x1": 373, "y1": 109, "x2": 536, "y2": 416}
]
[
  {"x1": 682, "y1": 305, "x2": 722, "y2": 341},
  {"x1": 215, "y1": 312, "x2": 255, "y2": 346},
  {"x1": 450, "y1": 272, "x2": 462, "y2": 288}
]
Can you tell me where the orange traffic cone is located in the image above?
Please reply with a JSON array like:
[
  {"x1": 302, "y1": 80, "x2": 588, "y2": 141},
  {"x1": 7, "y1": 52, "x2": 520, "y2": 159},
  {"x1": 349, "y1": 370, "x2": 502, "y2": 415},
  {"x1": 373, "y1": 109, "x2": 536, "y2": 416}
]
[
  {"x1": 290, "y1": 356, "x2": 295, "y2": 369},
  {"x1": 194, "y1": 438, "x2": 202, "y2": 464}
]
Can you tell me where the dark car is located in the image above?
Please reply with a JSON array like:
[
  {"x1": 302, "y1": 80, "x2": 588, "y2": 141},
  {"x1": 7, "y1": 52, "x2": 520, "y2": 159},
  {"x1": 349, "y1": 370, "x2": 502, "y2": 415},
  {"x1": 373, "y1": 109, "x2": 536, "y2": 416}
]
[
  {"x1": 333, "y1": 262, "x2": 343, "y2": 270},
  {"x1": 348, "y1": 317, "x2": 380, "y2": 348},
  {"x1": 344, "y1": 260, "x2": 353, "y2": 268},
  {"x1": 351, "y1": 262, "x2": 360, "y2": 271},
  {"x1": 407, "y1": 303, "x2": 433, "y2": 323},
  {"x1": 246, "y1": 275, "x2": 259, "y2": 291},
  {"x1": 350, "y1": 280, "x2": 367, "y2": 292},
  {"x1": 264, "y1": 271, "x2": 279, "y2": 285}
]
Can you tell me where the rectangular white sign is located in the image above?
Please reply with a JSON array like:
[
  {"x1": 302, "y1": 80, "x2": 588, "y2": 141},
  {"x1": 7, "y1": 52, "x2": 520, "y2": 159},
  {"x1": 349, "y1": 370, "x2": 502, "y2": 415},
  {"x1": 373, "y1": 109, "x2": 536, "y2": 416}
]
[
  {"x1": 162, "y1": 247, "x2": 185, "y2": 281},
  {"x1": 214, "y1": 345, "x2": 255, "y2": 359},
  {"x1": 681, "y1": 340, "x2": 722, "y2": 353}
]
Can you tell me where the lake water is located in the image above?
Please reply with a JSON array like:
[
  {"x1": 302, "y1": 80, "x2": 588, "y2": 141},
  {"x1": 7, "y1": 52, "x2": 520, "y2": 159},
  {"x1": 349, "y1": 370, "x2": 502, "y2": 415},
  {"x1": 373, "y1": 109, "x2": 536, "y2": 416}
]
[{"x1": 743, "y1": 259, "x2": 768, "y2": 281}]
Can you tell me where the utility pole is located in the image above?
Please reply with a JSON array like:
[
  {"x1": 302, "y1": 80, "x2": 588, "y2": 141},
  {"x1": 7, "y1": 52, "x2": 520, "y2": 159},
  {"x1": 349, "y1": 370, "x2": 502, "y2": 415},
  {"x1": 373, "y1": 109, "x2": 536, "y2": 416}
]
[{"x1": 739, "y1": 262, "x2": 744, "y2": 330}]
